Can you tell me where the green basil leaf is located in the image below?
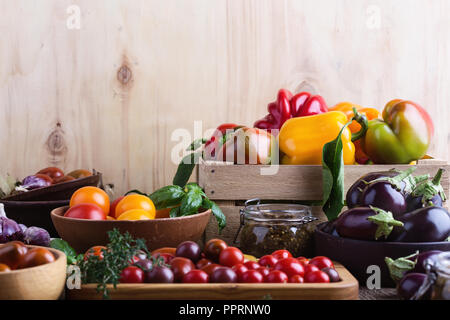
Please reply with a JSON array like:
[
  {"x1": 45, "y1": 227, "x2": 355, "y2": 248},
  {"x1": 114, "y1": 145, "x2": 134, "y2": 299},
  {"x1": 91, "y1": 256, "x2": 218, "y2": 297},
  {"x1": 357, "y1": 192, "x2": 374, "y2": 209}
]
[
  {"x1": 202, "y1": 198, "x2": 226, "y2": 233},
  {"x1": 170, "y1": 206, "x2": 181, "y2": 218},
  {"x1": 149, "y1": 185, "x2": 185, "y2": 210},
  {"x1": 173, "y1": 151, "x2": 202, "y2": 187},
  {"x1": 322, "y1": 123, "x2": 351, "y2": 221},
  {"x1": 50, "y1": 238, "x2": 79, "y2": 265},
  {"x1": 180, "y1": 190, "x2": 203, "y2": 216},
  {"x1": 186, "y1": 182, "x2": 206, "y2": 197}
]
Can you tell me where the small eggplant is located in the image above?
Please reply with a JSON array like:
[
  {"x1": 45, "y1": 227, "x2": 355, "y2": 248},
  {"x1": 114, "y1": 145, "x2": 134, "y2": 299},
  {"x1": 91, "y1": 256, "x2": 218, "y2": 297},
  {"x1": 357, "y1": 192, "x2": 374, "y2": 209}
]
[
  {"x1": 389, "y1": 206, "x2": 450, "y2": 242},
  {"x1": 360, "y1": 181, "x2": 407, "y2": 218},
  {"x1": 385, "y1": 250, "x2": 442, "y2": 283},
  {"x1": 406, "y1": 168, "x2": 447, "y2": 212},
  {"x1": 21, "y1": 174, "x2": 52, "y2": 190},
  {"x1": 335, "y1": 206, "x2": 404, "y2": 241},
  {"x1": 397, "y1": 273, "x2": 432, "y2": 300},
  {"x1": 346, "y1": 170, "x2": 400, "y2": 208}
]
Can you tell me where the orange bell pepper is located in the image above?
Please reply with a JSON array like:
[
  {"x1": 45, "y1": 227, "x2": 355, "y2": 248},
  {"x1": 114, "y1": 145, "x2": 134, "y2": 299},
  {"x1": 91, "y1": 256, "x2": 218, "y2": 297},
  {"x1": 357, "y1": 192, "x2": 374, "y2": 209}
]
[{"x1": 330, "y1": 102, "x2": 381, "y2": 164}]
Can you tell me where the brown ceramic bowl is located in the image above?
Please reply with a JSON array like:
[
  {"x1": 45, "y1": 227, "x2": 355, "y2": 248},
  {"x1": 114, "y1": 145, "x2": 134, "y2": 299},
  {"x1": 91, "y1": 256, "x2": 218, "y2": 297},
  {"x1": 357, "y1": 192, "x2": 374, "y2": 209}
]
[
  {"x1": 51, "y1": 206, "x2": 212, "y2": 253},
  {"x1": 314, "y1": 222, "x2": 450, "y2": 287}
]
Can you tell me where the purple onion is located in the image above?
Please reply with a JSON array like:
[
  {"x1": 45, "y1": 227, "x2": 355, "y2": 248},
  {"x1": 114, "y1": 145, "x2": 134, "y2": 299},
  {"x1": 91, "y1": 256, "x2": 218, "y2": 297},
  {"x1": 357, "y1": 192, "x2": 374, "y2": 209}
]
[
  {"x1": 23, "y1": 226, "x2": 50, "y2": 247},
  {"x1": 21, "y1": 175, "x2": 52, "y2": 190},
  {"x1": 0, "y1": 217, "x2": 23, "y2": 243}
]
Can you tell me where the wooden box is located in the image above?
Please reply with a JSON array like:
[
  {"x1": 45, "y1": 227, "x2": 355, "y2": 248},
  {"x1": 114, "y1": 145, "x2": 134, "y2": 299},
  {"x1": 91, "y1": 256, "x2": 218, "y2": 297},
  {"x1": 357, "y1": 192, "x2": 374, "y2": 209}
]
[{"x1": 197, "y1": 159, "x2": 450, "y2": 245}]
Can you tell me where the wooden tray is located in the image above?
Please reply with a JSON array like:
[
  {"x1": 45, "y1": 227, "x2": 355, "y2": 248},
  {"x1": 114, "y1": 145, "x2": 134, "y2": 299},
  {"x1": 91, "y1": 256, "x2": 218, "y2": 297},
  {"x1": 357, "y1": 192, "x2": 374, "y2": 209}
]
[
  {"x1": 66, "y1": 263, "x2": 358, "y2": 300},
  {"x1": 3, "y1": 172, "x2": 102, "y2": 201}
]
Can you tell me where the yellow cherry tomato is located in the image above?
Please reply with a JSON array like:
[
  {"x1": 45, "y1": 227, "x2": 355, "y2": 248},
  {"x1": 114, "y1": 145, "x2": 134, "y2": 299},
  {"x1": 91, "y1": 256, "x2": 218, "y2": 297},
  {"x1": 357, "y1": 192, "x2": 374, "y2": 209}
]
[
  {"x1": 70, "y1": 186, "x2": 110, "y2": 215},
  {"x1": 117, "y1": 209, "x2": 155, "y2": 221},
  {"x1": 115, "y1": 194, "x2": 156, "y2": 218},
  {"x1": 106, "y1": 216, "x2": 116, "y2": 220}
]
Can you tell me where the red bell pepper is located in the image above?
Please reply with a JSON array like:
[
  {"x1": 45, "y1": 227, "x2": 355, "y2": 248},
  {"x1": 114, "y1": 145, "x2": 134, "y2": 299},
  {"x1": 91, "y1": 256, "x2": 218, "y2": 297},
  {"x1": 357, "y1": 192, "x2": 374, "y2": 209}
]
[
  {"x1": 204, "y1": 123, "x2": 241, "y2": 159},
  {"x1": 254, "y1": 89, "x2": 328, "y2": 132}
]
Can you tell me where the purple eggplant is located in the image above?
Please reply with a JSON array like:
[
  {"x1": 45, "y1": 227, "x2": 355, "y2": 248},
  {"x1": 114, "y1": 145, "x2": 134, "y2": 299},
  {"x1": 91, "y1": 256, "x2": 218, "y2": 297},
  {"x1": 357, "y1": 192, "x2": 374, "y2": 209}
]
[
  {"x1": 397, "y1": 273, "x2": 432, "y2": 300},
  {"x1": 406, "y1": 168, "x2": 446, "y2": 212},
  {"x1": 389, "y1": 206, "x2": 450, "y2": 242},
  {"x1": 21, "y1": 174, "x2": 52, "y2": 190},
  {"x1": 346, "y1": 170, "x2": 400, "y2": 208},
  {"x1": 335, "y1": 206, "x2": 404, "y2": 241},
  {"x1": 360, "y1": 181, "x2": 407, "y2": 218}
]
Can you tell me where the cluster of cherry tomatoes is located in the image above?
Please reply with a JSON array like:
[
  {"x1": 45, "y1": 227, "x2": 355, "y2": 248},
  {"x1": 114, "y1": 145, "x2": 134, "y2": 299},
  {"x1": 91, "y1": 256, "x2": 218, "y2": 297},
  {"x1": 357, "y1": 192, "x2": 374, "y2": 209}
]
[
  {"x1": 113, "y1": 239, "x2": 340, "y2": 284},
  {"x1": 64, "y1": 187, "x2": 159, "y2": 221},
  {"x1": 0, "y1": 241, "x2": 55, "y2": 272}
]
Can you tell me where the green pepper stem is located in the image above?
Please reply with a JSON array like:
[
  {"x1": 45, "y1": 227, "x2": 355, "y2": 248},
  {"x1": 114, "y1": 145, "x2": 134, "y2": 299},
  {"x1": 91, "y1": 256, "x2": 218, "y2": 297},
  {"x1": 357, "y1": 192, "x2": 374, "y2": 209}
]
[{"x1": 350, "y1": 107, "x2": 369, "y2": 142}]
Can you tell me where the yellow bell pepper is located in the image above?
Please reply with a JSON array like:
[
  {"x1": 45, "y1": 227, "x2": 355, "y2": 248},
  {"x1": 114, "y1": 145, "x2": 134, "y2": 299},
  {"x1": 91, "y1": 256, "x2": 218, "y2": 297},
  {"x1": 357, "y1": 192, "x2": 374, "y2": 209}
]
[{"x1": 279, "y1": 111, "x2": 355, "y2": 165}]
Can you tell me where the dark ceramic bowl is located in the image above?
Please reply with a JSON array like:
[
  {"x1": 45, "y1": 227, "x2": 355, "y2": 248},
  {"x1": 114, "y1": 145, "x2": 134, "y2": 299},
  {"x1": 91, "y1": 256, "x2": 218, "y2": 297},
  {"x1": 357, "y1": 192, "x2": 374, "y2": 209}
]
[
  {"x1": 51, "y1": 206, "x2": 212, "y2": 253},
  {"x1": 0, "y1": 200, "x2": 69, "y2": 237},
  {"x1": 314, "y1": 222, "x2": 450, "y2": 287}
]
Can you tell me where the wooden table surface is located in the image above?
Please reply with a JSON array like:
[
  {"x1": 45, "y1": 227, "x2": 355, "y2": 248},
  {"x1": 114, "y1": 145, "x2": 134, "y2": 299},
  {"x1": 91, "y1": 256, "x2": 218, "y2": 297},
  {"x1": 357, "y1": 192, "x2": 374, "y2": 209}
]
[{"x1": 359, "y1": 288, "x2": 398, "y2": 300}]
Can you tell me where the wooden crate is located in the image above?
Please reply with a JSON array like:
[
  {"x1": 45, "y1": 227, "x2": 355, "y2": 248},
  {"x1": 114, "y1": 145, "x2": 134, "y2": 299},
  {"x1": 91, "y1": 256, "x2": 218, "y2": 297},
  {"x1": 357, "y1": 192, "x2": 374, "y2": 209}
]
[
  {"x1": 197, "y1": 159, "x2": 450, "y2": 244},
  {"x1": 67, "y1": 262, "x2": 358, "y2": 300}
]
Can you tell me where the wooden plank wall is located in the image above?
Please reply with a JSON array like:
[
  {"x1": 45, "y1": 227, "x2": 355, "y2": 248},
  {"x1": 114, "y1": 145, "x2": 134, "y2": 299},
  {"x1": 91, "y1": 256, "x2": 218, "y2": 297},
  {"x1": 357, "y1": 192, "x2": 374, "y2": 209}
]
[{"x1": 0, "y1": 0, "x2": 449, "y2": 196}]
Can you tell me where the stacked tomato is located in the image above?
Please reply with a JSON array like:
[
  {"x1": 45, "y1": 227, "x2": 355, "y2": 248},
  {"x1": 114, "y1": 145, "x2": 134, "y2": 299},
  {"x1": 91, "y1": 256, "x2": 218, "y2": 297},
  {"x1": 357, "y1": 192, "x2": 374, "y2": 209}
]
[
  {"x1": 64, "y1": 187, "x2": 156, "y2": 221},
  {"x1": 118, "y1": 239, "x2": 340, "y2": 284}
]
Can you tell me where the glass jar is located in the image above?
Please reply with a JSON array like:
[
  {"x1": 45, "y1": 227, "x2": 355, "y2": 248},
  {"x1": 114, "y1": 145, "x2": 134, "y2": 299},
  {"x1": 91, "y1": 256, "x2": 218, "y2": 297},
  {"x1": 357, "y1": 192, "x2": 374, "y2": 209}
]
[
  {"x1": 234, "y1": 199, "x2": 318, "y2": 258},
  {"x1": 413, "y1": 252, "x2": 450, "y2": 300}
]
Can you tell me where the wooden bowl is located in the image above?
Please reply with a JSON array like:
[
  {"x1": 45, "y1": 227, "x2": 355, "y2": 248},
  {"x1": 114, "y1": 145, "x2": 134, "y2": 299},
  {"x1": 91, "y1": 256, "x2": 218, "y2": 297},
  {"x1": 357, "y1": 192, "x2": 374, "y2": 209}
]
[
  {"x1": 0, "y1": 245, "x2": 67, "y2": 300},
  {"x1": 0, "y1": 200, "x2": 69, "y2": 237},
  {"x1": 51, "y1": 206, "x2": 212, "y2": 253},
  {"x1": 314, "y1": 222, "x2": 450, "y2": 287}
]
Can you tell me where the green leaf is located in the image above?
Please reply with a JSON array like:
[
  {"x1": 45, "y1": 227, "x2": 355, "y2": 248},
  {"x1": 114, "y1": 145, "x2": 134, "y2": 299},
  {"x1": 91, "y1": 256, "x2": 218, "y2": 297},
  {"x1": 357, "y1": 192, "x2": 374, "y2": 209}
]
[
  {"x1": 411, "y1": 168, "x2": 447, "y2": 204},
  {"x1": 186, "y1": 182, "x2": 206, "y2": 197},
  {"x1": 321, "y1": 123, "x2": 350, "y2": 221},
  {"x1": 367, "y1": 206, "x2": 404, "y2": 240},
  {"x1": 169, "y1": 206, "x2": 181, "y2": 218},
  {"x1": 186, "y1": 138, "x2": 207, "y2": 151},
  {"x1": 385, "y1": 252, "x2": 418, "y2": 283},
  {"x1": 149, "y1": 185, "x2": 185, "y2": 210},
  {"x1": 180, "y1": 189, "x2": 203, "y2": 216},
  {"x1": 50, "y1": 238, "x2": 79, "y2": 265},
  {"x1": 173, "y1": 151, "x2": 202, "y2": 187},
  {"x1": 202, "y1": 198, "x2": 226, "y2": 233}
]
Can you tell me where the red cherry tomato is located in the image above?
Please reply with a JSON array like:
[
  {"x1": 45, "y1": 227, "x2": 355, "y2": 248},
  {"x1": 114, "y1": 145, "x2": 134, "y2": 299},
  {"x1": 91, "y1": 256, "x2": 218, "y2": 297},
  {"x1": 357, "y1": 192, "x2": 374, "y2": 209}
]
[
  {"x1": 170, "y1": 257, "x2": 195, "y2": 282},
  {"x1": 119, "y1": 266, "x2": 144, "y2": 283},
  {"x1": 196, "y1": 258, "x2": 212, "y2": 269},
  {"x1": 182, "y1": 270, "x2": 210, "y2": 283},
  {"x1": 272, "y1": 250, "x2": 292, "y2": 260},
  {"x1": 201, "y1": 263, "x2": 221, "y2": 276},
  {"x1": 304, "y1": 270, "x2": 330, "y2": 283},
  {"x1": 258, "y1": 255, "x2": 278, "y2": 268},
  {"x1": 303, "y1": 264, "x2": 320, "y2": 275},
  {"x1": 265, "y1": 270, "x2": 288, "y2": 283},
  {"x1": 241, "y1": 270, "x2": 264, "y2": 283},
  {"x1": 309, "y1": 256, "x2": 334, "y2": 270},
  {"x1": 152, "y1": 252, "x2": 175, "y2": 265},
  {"x1": 289, "y1": 275, "x2": 304, "y2": 283},
  {"x1": 109, "y1": 196, "x2": 125, "y2": 217},
  {"x1": 243, "y1": 261, "x2": 260, "y2": 270},
  {"x1": 64, "y1": 203, "x2": 106, "y2": 220},
  {"x1": 219, "y1": 247, "x2": 244, "y2": 267},
  {"x1": 232, "y1": 264, "x2": 249, "y2": 282},
  {"x1": 256, "y1": 267, "x2": 270, "y2": 278},
  {"x1": 37, "y1": 167, "x2": 64, "y2": 182},
  {"x1": 274, "y1": 258, "x2": 305, "y2": 278},
  {"x1": 297, "y1": 257, "x2": 310, "y2": 266}
]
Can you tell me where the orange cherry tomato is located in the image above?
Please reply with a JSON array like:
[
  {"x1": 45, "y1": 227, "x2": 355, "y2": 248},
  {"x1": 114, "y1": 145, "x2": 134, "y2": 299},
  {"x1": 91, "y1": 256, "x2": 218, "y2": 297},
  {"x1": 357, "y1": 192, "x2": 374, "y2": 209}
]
[
  {"x1": 117, "y1": 209, "x2": 155, "y2": 220},
  {"x1": 154, "y1": 204, "x2": 180, "y2": 219},
  {"x1": 115, "y1": 194, "x2": 155, "y2": 218},
  {"x1": 0, "y1": 263, "x2": 11, "y2": 272},
  {"x1": 84, "y1": 246, "x2": 107, "y2": 261},
  {"x1": 70, "y1": 186, "x2": 110, "y2": 215},
  {"x1": 152, "y1": 247, "x2": 177, "y2": 256},
  {"x1": 17, "y1": 247, "x2": 55, "y2": 269},
  {"x1": 106, "y1": 215, "x2": 116, "y2": 220}
]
